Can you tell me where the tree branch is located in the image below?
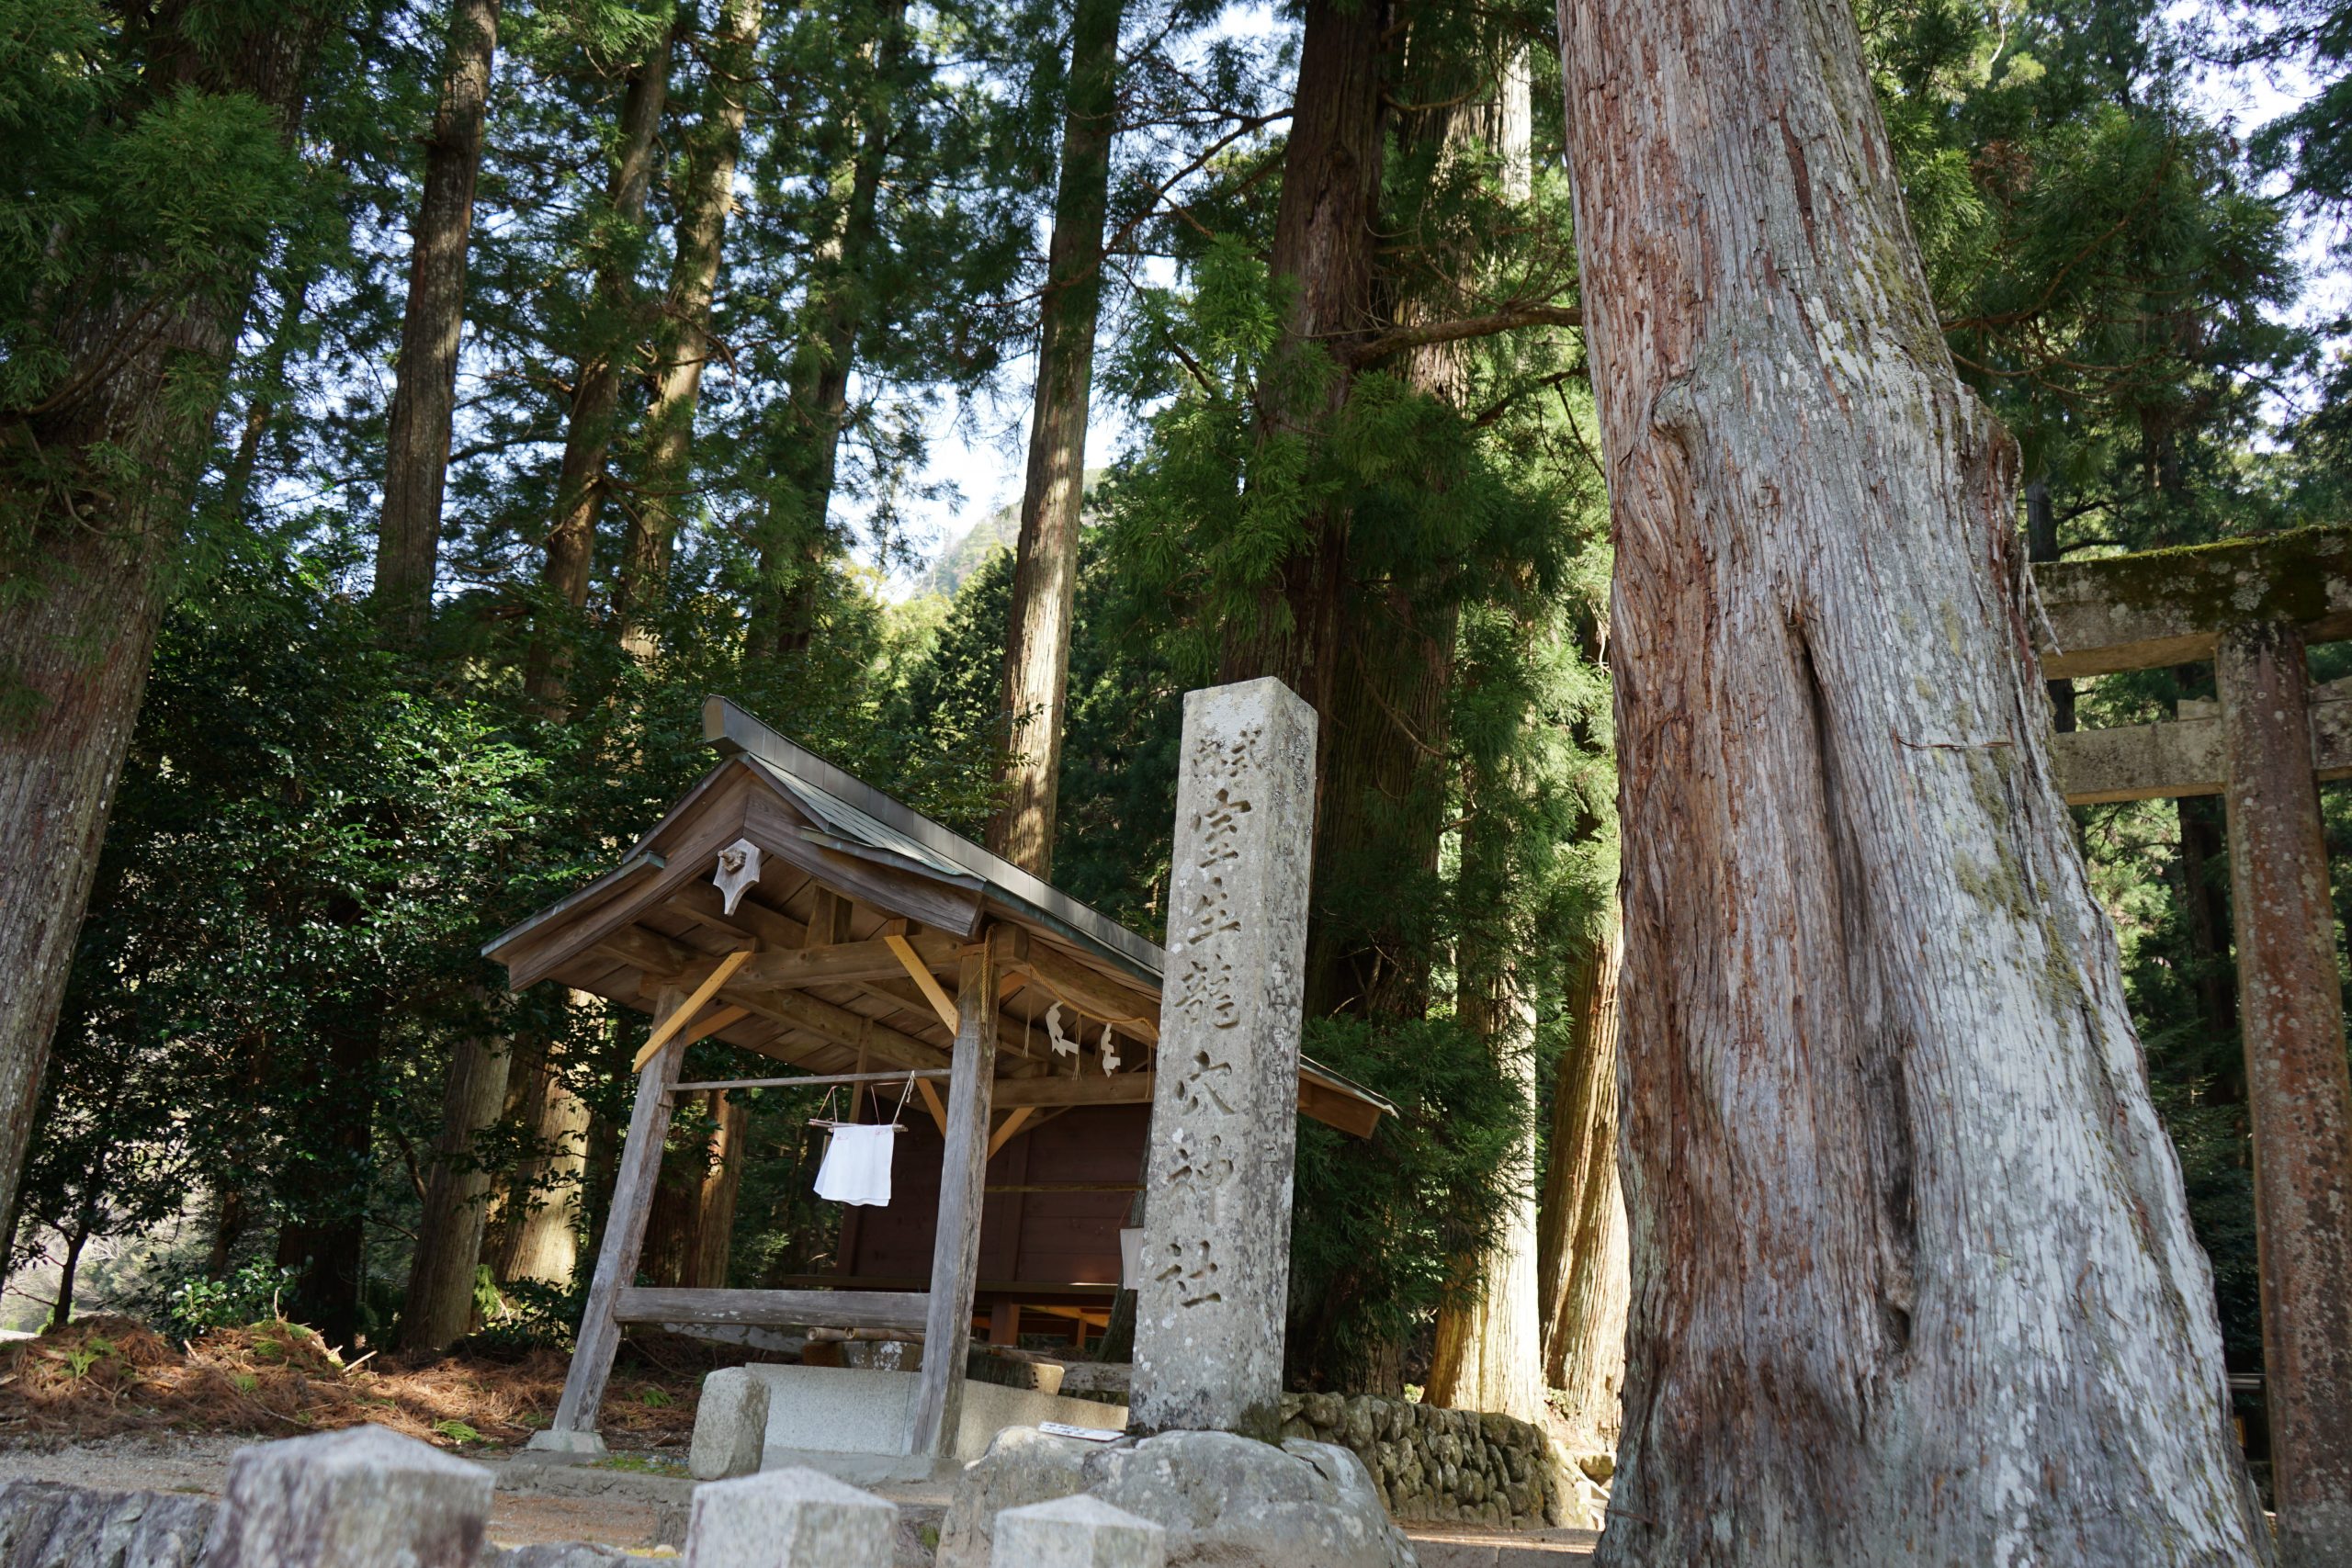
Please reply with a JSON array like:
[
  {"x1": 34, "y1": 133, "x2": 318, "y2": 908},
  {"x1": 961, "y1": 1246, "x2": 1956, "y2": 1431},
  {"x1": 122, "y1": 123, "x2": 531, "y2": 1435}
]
[{"x1": 1341, "y1": 302, "x2": 1583, "y2": 367}]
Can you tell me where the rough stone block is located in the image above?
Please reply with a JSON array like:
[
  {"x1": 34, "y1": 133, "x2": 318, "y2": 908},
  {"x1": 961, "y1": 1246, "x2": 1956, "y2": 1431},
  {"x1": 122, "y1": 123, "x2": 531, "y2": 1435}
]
[
  {"x1": 683, "y1": 1466, "x2": 895, "y2": 1568},
  {"x1": 1080, "y1": 1430, "x2": 1415, "y2": 1568},
  {"x1": 201, "y1": 1424, "x2": 492, "y2": 1568},
  {"x1": 1, "y1": 1479, "x2": 216, "y2": 1568},
  {"x1": 936, "y1": 1426, "x2": 1093, "y2": 1568},
  {"x1": 691, "y1": 1367, "x2": 771, "y2": 1480},
  {"x1": 991, "y1": 1495, "x2": 1166, "y2": 1568}
]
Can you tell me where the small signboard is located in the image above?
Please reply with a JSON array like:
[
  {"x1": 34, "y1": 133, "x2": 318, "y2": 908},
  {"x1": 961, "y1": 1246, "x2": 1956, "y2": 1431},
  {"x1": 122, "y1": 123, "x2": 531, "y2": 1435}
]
[{"x1": 1037, "y1": 1421, "x2": 1125, "y2": 1443}]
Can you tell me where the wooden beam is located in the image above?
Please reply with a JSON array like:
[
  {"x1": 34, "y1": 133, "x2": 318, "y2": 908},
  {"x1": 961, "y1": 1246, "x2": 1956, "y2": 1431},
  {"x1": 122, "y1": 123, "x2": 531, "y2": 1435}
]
[
  {"x1": 548, "y1": 985, "x2": 690, "y2": 1443},
  {"x1": 612, "y1": 1286, "x2": 930, "y2": 1335},
  {"x1": 915, "y1": 1076, "x2": 950, "y2": 1136},
  {"x1": 681, "y1": 1005, "x2": 750, "y2": 1046},
  {"x1": 909, "y1": 931, "x2": 1001, "y2": 1457},
  {"x1": 1004, "y1": 931, "x2": 1160, "y2": 1045},
  {"x1": 593, "y1": 923, "x2": 702, "y2": 980},
  {"x1": 724, "y1": 987, "x2": 951, "y2": 1071},
  {"x1": 987, "y1": 1106, "x2": 1036, "y2": 1160},
  {"x1": 632, "y1": 948, "x2": 754, "y2": 1071},
  {"x1": 993, "y1": 1073, "x2": 1154, "y2": 1109},
  {"x1": 674, "y1": 1068, "x2": 948, "y2": 1095},
  {"x1": 732, "y1": 931, "x2": 960, "y2": 992},
  {"x1": 888, "y1": 932, "x2": 962, "y2": 1032}
]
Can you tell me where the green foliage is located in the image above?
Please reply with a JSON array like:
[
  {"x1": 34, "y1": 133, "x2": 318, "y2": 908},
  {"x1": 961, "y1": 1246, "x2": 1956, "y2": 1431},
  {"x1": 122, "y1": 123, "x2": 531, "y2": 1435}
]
[{"x1": 1285, "y1": 1017, "x2": 1527, "y2": 1390}]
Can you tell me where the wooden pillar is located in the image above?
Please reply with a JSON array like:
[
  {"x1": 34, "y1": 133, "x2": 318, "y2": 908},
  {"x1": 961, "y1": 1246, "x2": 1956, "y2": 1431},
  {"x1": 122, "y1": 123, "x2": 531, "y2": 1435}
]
[
  {"x1": 537, "y1": 984, "x2": 688, "y2": 1451},
  {"x1": 989, "y1": 1300, "x2": 1021, "y2": 1347},
  {"x1": 909, "y1": 931, "x2": 999, "y2": 1458},
  {"x1": 2218, "y1": 620, "x2": 2352, "y2": 1564}
]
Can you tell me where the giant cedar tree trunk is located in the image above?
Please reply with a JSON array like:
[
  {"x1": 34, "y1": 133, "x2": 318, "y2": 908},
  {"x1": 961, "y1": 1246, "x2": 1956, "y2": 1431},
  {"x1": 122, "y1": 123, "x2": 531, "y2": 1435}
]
[
  {"x1": 492, "y1": 1031, "x2": 592, "y2": 1287},
  {"x1": 989, "y1": 0, "x2": 1125, "y2": 878},
  {"x1": 375, "y1": 0, "x2": 501, "y2": 640},
  {"x1": 616, "y1": 0, "x2": 764, "y2": 656},
  {"x1": 747, "y1": 2, "x2": 908, "y2": 663},
  {"x1": 1536, "y1": 920, "x2": 1626, "y2": 1442},
  {"x1": 641, "y1": 1090, "x2": 746, "y2": 1288},
  {"x1": 1214, "y1": 0, "x2": 1386, "y2": 721},
  {"x1": 400, "y1": 1035, "x2": 512, "y2": 1352},
  {"x1": 1426, "y1": 870, "x2": 1547, "y2": 1422},
  {"x1": 1555, "y1": 0, "x2": 2271, "y2": 1559},
  {"x1": 0, "y1": 12, "x2": 329, "y2": 1254},
  {"x1": 522, "y1": 28, "x2": 676, "y2": 712}
]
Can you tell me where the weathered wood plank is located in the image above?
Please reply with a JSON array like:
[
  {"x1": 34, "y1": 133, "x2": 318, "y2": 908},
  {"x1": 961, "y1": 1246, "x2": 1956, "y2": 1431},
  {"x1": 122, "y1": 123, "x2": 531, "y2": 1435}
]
[
  {"x1": 909, "y1": 931, "x2": 1001, "y2": 1456},
  {"x1": 613, "y1": 1286, "x2": 931, "y2": 1334},
  {"x1": 505, "y1": 771, "x2": 756, "y2": 988},
  {"x1": 726, "y1": 987, "x2": 952, "y2": 1071},
  {"x1": 548, "y1": 986, "x2": 689, "y2": 1442},
  {"x1": 732, "y1": 931, "x2": 959, "y2": 991}
]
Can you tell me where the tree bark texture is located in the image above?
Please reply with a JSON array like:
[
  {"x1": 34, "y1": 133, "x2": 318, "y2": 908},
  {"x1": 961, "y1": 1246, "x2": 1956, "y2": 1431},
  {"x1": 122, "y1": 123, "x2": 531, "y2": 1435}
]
[
  {"x1": 523, "y1": 28, "x2": 676, "y2": 711},
  {"x1": 641, "y1": 1089, "x2": 747, "y2": 1289},
  {"x1": 1426, "y1": 957, "x2": 1548, "y2": 1424},
  {"x1": 2217, "y1": 622, "x2": 2352, "y2": 1568},
  {"x1": 1554, "y1": 0, "x2": 2270, "y2": 1558},
  {"x1": 1214, "y1": 0, "x2": 1387, "y2": 724},
  {"x1": 0, "y1": 10, "x2": 328, "y2": 1259},
  {"x1": 492, "y1": 1036, "x2": 593, "y2": 1287},
  {"x1": 748, "y1": 2, "x2": 908, "y2": 664},
  {"x1": 401, "y1": 1034, "x2": 513, "y2": 1353},
  {"x1": 617, "y1": 0, "x2": 763, "y2": 657},
  {"x1": 988, "y1": 0, "x2": 1125, "y2": 878},
  {"x1": 375, "y1": 0, "x2": 501, "y2": 642},
  {"x1": 1536, "y1": 921, "x2": 1626, "y2": 1443}
]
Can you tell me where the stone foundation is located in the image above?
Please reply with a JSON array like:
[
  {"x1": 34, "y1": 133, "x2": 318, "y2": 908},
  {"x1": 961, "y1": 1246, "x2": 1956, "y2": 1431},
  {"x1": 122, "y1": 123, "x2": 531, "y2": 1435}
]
[{"x1": 1275, "y1": 1393, "x2": 1608, "y2": 1529}]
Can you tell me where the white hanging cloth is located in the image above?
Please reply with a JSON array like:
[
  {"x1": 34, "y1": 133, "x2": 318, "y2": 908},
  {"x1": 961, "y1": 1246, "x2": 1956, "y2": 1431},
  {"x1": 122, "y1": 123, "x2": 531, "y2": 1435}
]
[{"x1": 814, "y1": 1122, "x2": 900, "y2": 1207}]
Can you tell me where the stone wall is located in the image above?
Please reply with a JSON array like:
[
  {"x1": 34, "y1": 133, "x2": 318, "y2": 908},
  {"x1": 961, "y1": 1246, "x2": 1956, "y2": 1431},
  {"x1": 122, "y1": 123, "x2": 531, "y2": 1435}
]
[{"x1": 1276, "y1": 1393, "x2": 1610, "y2": 1529}]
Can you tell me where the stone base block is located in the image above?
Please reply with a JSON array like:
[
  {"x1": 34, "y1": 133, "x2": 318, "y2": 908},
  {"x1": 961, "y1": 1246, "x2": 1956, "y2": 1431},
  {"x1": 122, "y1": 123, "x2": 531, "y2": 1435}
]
[
  {"x1": 522, "y1": 1428, "x2": 610, "y2": 1461},
  {"x1": 684, "y1": 1466, "x2": 896, "y2": 1568},
  {"x1": 206, "y1": 1424, "x2": 494, "y2": 1568},
  {"x1": 994, "y1": 1495, "x2": 1166, "y2": 1567},
  {"x1": 691, "y1": 1367, "x2": 771, "y2": 1480}
]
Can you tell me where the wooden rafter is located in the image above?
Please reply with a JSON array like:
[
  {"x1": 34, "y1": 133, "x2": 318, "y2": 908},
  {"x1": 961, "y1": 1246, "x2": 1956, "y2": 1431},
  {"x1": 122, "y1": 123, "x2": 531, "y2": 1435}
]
[
  {"x1": 887, "y1": 931, "x2": 962, "y2": 1032},
  {"x1": 632, "y1": 948, "x2": 753, "y2": 1070}
]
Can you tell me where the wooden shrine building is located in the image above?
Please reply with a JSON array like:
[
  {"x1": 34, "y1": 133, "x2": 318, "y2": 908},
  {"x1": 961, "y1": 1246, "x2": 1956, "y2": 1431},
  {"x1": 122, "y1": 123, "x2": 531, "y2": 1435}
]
[{"x1": 487, "y1": 696, "x2": 1391, "y2": 1460}]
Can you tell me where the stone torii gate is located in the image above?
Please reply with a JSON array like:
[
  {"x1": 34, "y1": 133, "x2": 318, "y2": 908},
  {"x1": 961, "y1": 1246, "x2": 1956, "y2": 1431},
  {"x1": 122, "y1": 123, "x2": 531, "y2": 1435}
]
[{"x1": 2037, "y1": 526, "x2": 2352, "y2": 1558}]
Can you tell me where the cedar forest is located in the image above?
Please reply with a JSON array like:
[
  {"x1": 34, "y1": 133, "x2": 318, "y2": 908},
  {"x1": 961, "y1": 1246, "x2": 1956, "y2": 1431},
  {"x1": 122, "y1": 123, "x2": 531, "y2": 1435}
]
[{"x1": 1, "y1": 0, "x2": 2348, "y2": 1532}]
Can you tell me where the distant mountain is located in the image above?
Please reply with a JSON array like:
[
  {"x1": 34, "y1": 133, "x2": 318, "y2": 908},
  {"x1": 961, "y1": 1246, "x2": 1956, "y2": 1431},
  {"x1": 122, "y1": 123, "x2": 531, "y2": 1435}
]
[{"x1": 913, "y1": 468, "x2": 1107, "y2": 601}]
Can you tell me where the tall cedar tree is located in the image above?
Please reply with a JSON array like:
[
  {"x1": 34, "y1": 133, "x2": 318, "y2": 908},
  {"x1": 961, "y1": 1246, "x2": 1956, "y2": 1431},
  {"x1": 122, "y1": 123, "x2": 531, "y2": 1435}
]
[
  {"x1": 1555, "y1": 0, "x2": 2271, "y2": 1559},
  {"x1": 375, "y1": 0, "x2": 502, "y2": 638},
  {"x1": 0, "y1": 0, "x2": 338, "y2": 1253},
  {"x1": 990, "y1": 0, "x2": 1125, "y2": 877}
]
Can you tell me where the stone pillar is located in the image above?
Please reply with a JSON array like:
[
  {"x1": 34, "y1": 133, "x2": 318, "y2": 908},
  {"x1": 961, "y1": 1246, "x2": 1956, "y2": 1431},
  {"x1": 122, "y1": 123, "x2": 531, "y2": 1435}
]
[
  {"x1": 1130, "y1": 677, "x2": 1317, "y2": 1439},
  {"x1": 992, "y1": 1495, "x2": 1167, "y2": 1568},
  {"x1": 684, "y1": 1467, "x2": 897, "y2": 1568},
  {"x1": 200, "y1": 1426, "x2": 492, "y2": 1568},
  {"x1": 2219, "y1": 620, "x2": 2352, "y2": 1568}
]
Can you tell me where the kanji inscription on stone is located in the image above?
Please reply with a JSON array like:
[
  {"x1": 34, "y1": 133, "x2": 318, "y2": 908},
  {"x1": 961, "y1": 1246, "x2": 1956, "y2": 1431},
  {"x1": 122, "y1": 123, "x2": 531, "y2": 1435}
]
[{"x1": 1129, "y1": 677, "x2": 1317, "y2": 1439}]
